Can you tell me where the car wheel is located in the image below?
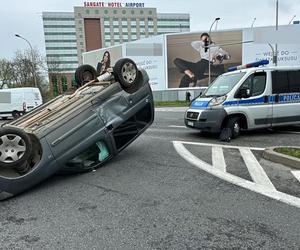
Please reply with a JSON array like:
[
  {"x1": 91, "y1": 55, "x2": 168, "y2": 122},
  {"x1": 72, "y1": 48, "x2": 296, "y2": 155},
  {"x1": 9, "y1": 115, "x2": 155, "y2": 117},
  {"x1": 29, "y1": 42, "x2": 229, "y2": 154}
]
[
  {"x1": 75, "y1": 64, "x2": 97, "y2": 87},
  {"x1": 12, "y1": 111, "x2": 21, "y2": 119},
  {"x1": 0, "y1": 127, "x2": 32, "y2": 170},
  {"x1": 114, "y1": 58, "x2": 138, "y2": 89}
]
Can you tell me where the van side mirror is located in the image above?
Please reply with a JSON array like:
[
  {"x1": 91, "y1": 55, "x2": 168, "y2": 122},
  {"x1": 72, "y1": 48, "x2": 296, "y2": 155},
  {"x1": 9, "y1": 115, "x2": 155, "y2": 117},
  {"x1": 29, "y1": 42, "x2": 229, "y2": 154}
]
[{"x1": 238, "y1": 87, "x2": 251, "y2": 98}]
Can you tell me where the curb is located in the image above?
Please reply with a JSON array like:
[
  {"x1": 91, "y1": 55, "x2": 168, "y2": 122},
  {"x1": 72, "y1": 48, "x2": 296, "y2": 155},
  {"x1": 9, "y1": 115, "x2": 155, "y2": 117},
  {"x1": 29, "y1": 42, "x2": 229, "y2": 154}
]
[{"x1": 263, "y1": 146, "x2": 300, "y2": 169}]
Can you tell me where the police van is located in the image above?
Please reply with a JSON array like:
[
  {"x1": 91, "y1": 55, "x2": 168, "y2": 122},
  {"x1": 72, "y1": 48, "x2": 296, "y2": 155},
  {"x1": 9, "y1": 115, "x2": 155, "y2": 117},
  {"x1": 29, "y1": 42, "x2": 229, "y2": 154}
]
[
  {"x1": 185, "y1": 60, "x2": 300, "y2": 140},
  {"x1": 0, "y1": 87, "x2": 42, "y2": 119}
]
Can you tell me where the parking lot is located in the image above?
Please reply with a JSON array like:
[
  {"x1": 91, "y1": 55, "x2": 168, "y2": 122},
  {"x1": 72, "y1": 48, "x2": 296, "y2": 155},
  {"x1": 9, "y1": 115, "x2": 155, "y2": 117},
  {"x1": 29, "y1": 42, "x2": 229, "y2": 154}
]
[{"x1": 0, "y1": 109, "x2": 300, "y2": 249}]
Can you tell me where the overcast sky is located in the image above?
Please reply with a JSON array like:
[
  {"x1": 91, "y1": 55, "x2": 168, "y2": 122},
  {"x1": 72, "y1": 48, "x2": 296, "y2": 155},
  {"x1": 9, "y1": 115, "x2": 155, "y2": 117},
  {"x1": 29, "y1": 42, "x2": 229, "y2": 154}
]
[{"x1": 0, "y1": 0, "x2": 299, "y2": 59}]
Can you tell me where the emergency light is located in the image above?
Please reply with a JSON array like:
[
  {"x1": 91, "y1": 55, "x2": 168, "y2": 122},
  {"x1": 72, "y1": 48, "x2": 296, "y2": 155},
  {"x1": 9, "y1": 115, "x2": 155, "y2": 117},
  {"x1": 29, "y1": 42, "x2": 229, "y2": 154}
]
[{"x1": 228, "y1": 60, "x2": 269, "y2": 72}]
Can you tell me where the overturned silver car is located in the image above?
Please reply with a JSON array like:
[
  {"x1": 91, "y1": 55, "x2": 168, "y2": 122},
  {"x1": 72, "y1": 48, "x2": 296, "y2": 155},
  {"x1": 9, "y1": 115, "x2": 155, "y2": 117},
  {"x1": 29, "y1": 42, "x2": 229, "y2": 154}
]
[{"x1": 0, "y1": 58, "x2": 154, "y2": 200}]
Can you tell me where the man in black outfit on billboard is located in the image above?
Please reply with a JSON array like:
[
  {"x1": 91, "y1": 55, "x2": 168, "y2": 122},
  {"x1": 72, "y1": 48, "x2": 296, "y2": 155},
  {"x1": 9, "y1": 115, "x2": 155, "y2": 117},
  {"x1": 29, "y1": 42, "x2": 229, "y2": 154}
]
[{"x1": 174, "y1": 33, "x2": 230, "y2": 88}]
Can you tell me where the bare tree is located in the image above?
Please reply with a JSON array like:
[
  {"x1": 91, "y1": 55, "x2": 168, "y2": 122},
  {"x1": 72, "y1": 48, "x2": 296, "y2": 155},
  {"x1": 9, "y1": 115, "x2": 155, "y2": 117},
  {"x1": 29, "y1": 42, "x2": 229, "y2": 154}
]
[{"x1": 0, "y1": 59, "x2": 14, "y2": 89}]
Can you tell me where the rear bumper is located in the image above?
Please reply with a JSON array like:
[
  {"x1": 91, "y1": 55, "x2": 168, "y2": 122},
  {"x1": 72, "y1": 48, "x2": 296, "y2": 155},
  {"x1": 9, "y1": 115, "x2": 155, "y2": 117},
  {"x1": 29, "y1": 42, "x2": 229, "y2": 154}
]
[{"x1": 185, "y1": 108, "x2": 227, "y2": 133}]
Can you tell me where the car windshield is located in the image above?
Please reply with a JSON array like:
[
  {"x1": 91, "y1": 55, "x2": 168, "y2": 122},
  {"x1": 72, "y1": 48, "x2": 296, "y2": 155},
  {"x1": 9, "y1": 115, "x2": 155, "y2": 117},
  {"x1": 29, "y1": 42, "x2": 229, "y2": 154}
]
[{"x1": 203, "y1": 72, "x2": 246, "y2": 97}]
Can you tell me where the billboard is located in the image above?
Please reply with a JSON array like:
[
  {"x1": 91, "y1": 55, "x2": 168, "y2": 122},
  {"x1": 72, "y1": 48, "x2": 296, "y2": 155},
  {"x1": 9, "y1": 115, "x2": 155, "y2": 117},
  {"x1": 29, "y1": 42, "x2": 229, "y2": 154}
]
[
  {"x1": 82, "y1": 36, "x2": 166, "y2": 91},
  {"x1": 124, "y1": 35, "x2": 166, "y2": 90},
  {"x1": 82, "y1": 25, "x2": 300, "y2": 92},
  {"x1": 243, "y1": 25, "x2": 300, "y2": 66},
  {"x1": 166, "y1": 30, "x2": 243, "y2": 89},
  {"x1": 82, "y1": 45, "x2": 123, "y2": 71}
]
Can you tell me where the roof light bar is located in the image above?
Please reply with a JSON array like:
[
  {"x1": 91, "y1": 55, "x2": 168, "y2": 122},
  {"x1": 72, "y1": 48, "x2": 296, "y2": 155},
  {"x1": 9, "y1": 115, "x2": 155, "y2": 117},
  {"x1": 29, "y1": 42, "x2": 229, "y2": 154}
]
[{"x1": 228, "y1": 60, "x2": 269, "y2": 72}]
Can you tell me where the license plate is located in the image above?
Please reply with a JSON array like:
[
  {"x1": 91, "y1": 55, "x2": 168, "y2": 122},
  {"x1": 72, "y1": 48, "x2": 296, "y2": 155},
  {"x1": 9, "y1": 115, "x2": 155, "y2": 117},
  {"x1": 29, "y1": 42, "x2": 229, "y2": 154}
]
[{"x1": 187, "y1": 121, "x2": 194, "y2": 127}]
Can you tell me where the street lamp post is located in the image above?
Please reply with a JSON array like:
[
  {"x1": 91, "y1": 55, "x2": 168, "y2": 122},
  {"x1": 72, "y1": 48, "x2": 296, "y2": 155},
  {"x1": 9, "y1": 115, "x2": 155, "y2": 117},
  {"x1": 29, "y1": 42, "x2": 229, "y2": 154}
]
[
  {"x1": 288, "y1": 15, "x2": 296, "y2": 25},
  {"x1": 274, "y1": 0, "x2": 278, "y2": 66},
  {"x1": 208, "y1": 17, "x2": 220, "y2": 85},
  {"x1": 251, "y1": 17, "x2": 256, "y2": 28},
  {"x1": 15, "y1": 34, "x2": 37, "y2": 88}
]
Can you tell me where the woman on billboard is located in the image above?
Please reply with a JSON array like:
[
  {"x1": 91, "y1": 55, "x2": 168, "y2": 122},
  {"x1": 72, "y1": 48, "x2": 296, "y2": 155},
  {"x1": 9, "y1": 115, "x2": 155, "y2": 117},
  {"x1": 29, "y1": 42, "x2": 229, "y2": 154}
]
[
  {"x1": 97, "y1": 51, "x2": 111, "y2": 76},
  {"x1": 174, "y1": 33, "x2": 230, "y2": 88}
]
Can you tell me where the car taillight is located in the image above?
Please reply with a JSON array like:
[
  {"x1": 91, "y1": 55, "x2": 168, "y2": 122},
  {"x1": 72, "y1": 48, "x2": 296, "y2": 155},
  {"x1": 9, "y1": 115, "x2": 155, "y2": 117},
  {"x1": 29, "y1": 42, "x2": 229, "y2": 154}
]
[{"x1": 23, "y1": 102, "x2": 27, "y2": 112}]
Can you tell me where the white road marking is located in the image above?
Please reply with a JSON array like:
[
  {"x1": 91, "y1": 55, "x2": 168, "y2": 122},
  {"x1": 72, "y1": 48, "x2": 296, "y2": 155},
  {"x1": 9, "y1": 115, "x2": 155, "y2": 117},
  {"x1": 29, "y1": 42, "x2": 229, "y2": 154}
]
[
  {"x1": 155, "y1": 107, "x2": 188, "y2": 112},
  {"x1": 173, "y1": 141, "x2": 300, "y2": 208},
  {"x1": 168, "y1": 125, "x2": 187, "y2": 128},
  {"x1": 212, "y1": 146, "x2": 226, "y2": 172},
  {"x1": 239, "y1": 148, "x2": 276, "y2": 190},
  {"x1": 175, "y1": 140, "x2": 265, "y2": 151},
  {"x1": 291, "y1": 171, "x2": 300, "y2": 182},
  {"x1": 277, "y1": 131, "x2": 300, "y2": 135}
]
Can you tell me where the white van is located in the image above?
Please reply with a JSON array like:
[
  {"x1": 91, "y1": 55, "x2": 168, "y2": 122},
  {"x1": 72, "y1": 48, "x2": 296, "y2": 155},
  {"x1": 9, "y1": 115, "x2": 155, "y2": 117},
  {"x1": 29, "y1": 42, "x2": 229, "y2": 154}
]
[
  {"x1": 0, "y1": 87, "x2": 42, "y2": 119},
  {"x1": 185, "y1": 60, "x2": 300, "y2": 140}
]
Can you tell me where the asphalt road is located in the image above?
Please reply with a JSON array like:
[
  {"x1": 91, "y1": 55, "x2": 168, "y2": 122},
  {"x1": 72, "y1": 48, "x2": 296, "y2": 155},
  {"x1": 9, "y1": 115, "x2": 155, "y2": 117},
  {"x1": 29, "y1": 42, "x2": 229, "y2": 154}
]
[{"x1": 0, "y1": 110, "x2": 300, "y2": 250}]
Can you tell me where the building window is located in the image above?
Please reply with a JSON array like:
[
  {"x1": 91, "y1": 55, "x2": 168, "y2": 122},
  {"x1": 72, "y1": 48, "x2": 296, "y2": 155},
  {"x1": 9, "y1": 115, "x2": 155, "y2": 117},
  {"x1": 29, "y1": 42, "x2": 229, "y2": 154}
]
[
  {"x1": 72, "y1": 76, "x2": 77, "y2": 87},
  {"x1": 104, "y1": 9, "x2": 108, "y2": 14},
  {"x1": 131, "y1": 10, "x2": 135, "y2": 15},
  {"x1": 61, "y1": 76, "x2": 68, "y2": 92},
  {"x1": 86, "y1": 10, "x2": 90, "y2": 14},
  {"x1": 149, "y1": 11, "x2": 152, "y2": 15},
  {"x1": 122, "y1": 10, "x2": 126, "y2": 14},
  {"x1": 113, "y1": 10, "x2": 117, "y2": 14},
  {"x1": 52, "y1": 77, "x2": 58, "y2": 97},
  {"x1": 140, "y1": 10, "x2": 144, "y2": 15},
  {"x1": 95, "y1": 10, "x2": 99, "y2": 14}
]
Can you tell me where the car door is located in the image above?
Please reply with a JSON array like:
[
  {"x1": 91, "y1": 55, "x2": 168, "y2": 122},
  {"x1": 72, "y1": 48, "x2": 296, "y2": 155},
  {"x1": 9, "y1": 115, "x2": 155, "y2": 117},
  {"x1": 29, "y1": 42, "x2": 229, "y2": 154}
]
[
  {"x1": 235, "y1": 71, "x2": 272, "y2": 128},
  {"x1": 271, "y1": 70, "x2": 300, "y2": 126}
]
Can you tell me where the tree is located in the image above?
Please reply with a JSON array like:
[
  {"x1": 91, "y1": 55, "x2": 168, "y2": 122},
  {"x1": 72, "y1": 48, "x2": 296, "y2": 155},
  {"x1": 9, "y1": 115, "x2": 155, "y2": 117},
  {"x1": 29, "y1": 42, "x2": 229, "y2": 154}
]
[{"x1": 0, "y1": 59, "x2": 14, "y2": 89}]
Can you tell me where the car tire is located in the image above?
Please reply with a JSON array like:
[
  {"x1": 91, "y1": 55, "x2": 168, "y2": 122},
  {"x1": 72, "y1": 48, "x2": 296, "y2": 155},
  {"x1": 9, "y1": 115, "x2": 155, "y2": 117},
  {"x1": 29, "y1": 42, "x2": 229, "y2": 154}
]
[
  {"x1": 114, "y1": 58, "x2": 139, "y2": 89},
  {"x1": 12, "y1": 111, "x2": 21, "y2": 119},
  {"x1": 0, "y1": 127, "x2": 32, "y2": 170},
  {"x1": 75, "y1": 64, "x2": 97, "y2": 87}
]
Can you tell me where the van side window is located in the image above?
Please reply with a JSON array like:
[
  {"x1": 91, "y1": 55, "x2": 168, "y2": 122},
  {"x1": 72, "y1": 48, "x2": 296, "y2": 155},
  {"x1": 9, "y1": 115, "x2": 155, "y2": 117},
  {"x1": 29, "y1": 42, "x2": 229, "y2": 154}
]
[
  {"x1": 272, "y1": 70, "x2": 300, "y2": 93},
  {"x1": 236, "y1": 72, "x2": 266, "y2": 97},
  {"x1": 288, "y1": 71, "x2": 300, "y2": 92}
]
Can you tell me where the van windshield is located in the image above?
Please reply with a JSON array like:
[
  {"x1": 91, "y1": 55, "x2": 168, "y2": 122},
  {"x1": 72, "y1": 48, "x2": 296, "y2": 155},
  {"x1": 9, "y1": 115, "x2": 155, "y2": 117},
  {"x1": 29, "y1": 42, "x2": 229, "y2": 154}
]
[{"x1": 203, "y1": 72, "x2": 246, "y2": 97}]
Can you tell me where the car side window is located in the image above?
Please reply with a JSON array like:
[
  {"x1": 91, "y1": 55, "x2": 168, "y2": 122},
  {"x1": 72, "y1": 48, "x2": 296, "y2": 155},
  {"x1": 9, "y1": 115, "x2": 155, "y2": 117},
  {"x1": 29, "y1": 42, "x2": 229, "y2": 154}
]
[{"x1": 237, "y1": 72, "x2": 266, "y2": 97}]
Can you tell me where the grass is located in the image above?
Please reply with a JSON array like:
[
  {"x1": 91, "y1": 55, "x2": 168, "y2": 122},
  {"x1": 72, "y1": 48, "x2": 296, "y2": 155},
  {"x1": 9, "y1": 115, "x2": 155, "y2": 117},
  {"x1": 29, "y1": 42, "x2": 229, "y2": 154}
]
[
  {"x1": 154, "y1": 100, "x2": 190, "y2": 107},
  {"x1": 274, "y1": 147, "x2": 300, "y2": 159}
]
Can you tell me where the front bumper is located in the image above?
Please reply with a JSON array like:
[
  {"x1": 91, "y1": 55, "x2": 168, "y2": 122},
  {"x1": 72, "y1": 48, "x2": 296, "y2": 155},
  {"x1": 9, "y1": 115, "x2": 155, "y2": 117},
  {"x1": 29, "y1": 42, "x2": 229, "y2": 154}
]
[{"x1": 185, "y1": 108, "x2": 227, "y2": 133}]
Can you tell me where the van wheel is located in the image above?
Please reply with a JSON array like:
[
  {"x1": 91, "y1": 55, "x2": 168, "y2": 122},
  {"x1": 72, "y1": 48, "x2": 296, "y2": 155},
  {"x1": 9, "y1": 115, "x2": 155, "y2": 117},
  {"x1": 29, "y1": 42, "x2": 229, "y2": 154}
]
[
  {"x1": 12, "y1": 111, "x2": 20, "y2": 119},
  {"x1": 75, "y1": 64, "x2": 97, "y2": 87},
  {"x1": 220, "y1": 117, "x2": 241, "y2": 142},
  {"x1": 0, "y1": 127, "x2": 32, "y2": 169},
  {"x1": 114, "y1": 58, "x2": 138, "y2": 89}
]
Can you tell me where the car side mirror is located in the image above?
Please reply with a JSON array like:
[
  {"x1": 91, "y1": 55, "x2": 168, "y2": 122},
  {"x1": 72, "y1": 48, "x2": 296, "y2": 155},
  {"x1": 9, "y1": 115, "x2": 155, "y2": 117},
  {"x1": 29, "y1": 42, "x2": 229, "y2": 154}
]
[{"x1": 238, "y1": 87, "x2": 251, "y2": 98}]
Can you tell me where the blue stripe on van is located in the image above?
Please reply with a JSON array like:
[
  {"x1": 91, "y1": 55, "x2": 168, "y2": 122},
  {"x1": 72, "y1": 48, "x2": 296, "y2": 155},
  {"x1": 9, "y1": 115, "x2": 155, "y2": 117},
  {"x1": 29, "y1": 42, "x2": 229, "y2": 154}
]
[
  {"x1": 193, "y1": 93, "x2": 300, "y2": 108},
  {"x1": 191, "y1": 100, "x2": 210, "y2": 109},
  {"x1": 223, "y1": 97, "x2": 265, "y2": 106},
  {"x1": 279, "y1": 93, "x2": 300, "y2": 103}
]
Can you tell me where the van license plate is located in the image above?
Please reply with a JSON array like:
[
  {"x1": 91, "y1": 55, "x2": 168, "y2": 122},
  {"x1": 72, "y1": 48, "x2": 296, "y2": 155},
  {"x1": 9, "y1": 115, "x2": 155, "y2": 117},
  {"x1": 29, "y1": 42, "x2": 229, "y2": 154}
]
[{"x1": 188, "y1": 121, "x2": 194, "y2": 127}]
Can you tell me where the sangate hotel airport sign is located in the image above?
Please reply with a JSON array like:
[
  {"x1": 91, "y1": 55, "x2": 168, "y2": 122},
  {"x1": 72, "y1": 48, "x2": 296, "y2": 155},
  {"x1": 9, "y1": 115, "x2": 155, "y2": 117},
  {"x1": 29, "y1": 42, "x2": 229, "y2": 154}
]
[{"x1": 84, "y1": 2, "x2": 145, "y2": 8}]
